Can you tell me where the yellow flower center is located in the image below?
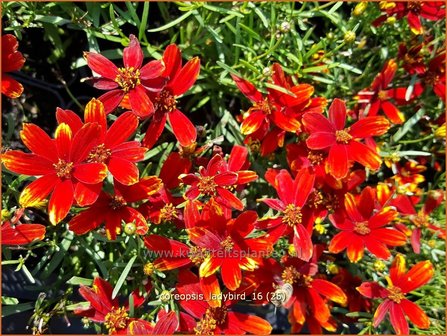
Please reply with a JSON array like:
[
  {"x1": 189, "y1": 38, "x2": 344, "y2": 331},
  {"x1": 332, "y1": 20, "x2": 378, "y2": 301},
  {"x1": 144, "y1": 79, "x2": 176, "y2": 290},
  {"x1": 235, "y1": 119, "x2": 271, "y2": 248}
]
[
  {"x1": 109, "y1": 195, "x2": 127, "y2": 210},
  {"x1": 87, "y1": 143, "x2": 112, "y2": 163},
  {"x1": 143, "y1": 262, "x2": 155, "y2": 276},
  {"x1": 160, "y1": 203, "x2": 178, "y2": 222},
  {"x1": 53, "y1": 159, "x2": 74, "y2": 179},
  {"x1": 354, "y1": 221, "x2": 371, "y2": 235},
  {"x1": 377, "y1": 90, "x2": 388, "y2": 101},
  {"x1": 188, "y1": 246, "x2": 209, "y2": 265},
  {"x1": 115, "y1": 67, "x2": 141, "y2": 92},
  {"x1": 335, "y1": 129, "x2": 352, "y2": 143},
  {"x1": 411, "y1": 210, "x2": 429, "y2": 228},
  {"x1": 155, "y1": 88, "x2": 177, "y2": 113},
  {"x1": 282, "y1": 204, "x2": 303, "y2": 227},
  {"x1": 197, "y1": 176, "x2": 217, "y2": 196},
  {"x1": 251, "y1": 97, "x2": 276, "y2": 115},
  {"x1": 281, "y1": 266, "x2": 313, "y2": 287},
  {"x1": 307, "y1": 151, "x2": 324, "y2": 165},
  {"x1": 104, "y1": 307, "x2": 129, "y2": 333},
  {"x1": 220, "y1": 236, "x2": 235, "y2": 251},
  {"x1": 387, "y1": 285, "x2": 405, "y2": 303}
]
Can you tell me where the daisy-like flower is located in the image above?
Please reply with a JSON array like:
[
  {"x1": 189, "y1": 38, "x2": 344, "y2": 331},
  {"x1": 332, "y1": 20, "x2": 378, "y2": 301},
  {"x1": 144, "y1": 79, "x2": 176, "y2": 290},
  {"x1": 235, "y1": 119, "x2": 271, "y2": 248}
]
[
  {"x1": 84, "y1": 34, "x2": 165, "y2": 117},
  {"x1": 2, "y1": 34, "x2": 25, "y2": 98},
  {"x1": 180, "y1": 154, "x2": 243, "y2": 211},
  {"x1": 302, "y1": 98, "x2": 390, "y2": 179},
  {"x1": 1, "y1": 208, "x2": 45, "y2": 245},
  {"x1": 69, "y1": 176, "x2": 161, "y2": 240},
  {"x1": 328, "y1": 188, "x2": 407, "y2": 263},
  {"x1": 2, "y1": 122, "x2": 106, "y2": 225},
  {"x1": 56, "y1": 98, "x2": 147, "y2": 200},
  {"x1": 143, "y1": 44, "x2": 200, "y2": 148},
  {"x1": 258, "y1": 168, "x2": 316, "y2": 261},
  {"x1": 357, "y1": 255, "x2": 434, "y2": 334}
]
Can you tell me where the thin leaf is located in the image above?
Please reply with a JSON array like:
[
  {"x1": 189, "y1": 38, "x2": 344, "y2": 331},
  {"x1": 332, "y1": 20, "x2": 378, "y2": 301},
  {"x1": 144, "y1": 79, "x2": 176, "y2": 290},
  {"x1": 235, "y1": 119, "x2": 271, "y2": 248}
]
[
  {"x1": 147, "y1": 11, "x2": 193, "y2": 32},
  {"x1": 112, "y1": 255, "x2": 137, "y2": 299}
]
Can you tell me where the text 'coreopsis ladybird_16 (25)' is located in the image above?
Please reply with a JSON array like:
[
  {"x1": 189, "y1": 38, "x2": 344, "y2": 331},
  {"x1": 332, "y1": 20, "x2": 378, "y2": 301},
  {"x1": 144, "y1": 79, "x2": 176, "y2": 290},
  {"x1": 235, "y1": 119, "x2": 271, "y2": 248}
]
[
  {"x1": 84, "y1": 34, "x2": 165, "y2": 117},
  {"x1": 1, "y1": 122, "x2": 107, "y2": 225},
  {"x1": 2, "y1": 34, "x2": 25, "y2": 98},
  {"x1": 357, "y1": 254, "x2": 434, "y2": 334},
  {"x1": 302, "y1": 98, "x2": 390, "y2": 179}
]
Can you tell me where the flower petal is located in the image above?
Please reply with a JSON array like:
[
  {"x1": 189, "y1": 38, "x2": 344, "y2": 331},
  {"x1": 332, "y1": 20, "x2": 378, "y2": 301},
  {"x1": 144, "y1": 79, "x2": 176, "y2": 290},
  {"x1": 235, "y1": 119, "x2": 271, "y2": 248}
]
[
  {"x1": 390, "y1": 302, "x2": 409, "y2": 335},
  {"x1": 73, "y1": 163, "x2": 107, "y2": 184},
  {"x1": 48, "y1": 179, "x2": 74, "y2": 225},
  {"x1": 123, "y1": 34, "x2": 143, "y2": 69},
  {"x1": 56, "y1": 108, "x2": 84, "y2": 134},
  {"x1": 108, "y1": 157, "x2": 139, "y2": 185},
  {"x1": 129, "y1": 85, "x2": 155, "y2": 118},
  {"x1": 229, "y1": 312, "x2": 273, "y2": 335},
  {"x1": 328, "y1": 143, "x2": 349, "y2": 179},
  {"x1": 153, "y1": 311, "x2": 179, "y2": 335},
  {"x1": 400, "y1": 299, "x2": 430, "y2": 329},
  {"x1": 140, "y1": 59, "x2": 165, "y2": 80},
  {"x1": 162, "y1": 44, "x2": 182, "y2": 79},
  {"x1": 348, "y1": 141, "x2": 382, "y2": 171},
  {"x1": 294, "y1": 168, "x2": 315, "y2": 207},
  {"x1": 84, "y1": 51, "x2": 119, "y2": 80},
  {"x1": 1, "y1": 74, "x2": 23, "y2": 98},
  {"x1": 84, "y1": 98, "x2": 107, "y2": 133},
  {"x1": 312, "y1": 279, "x2": 347, "y2": 305},
  {"x1": 302, "y1": 112, "x2": 335, "y2": 133},
  {"x1": 328, "y1": 231, "x2": 353, "y2": 254},
  {"x1": 74, "y1": 182, "x2": 102, "y2": 206},
  {"x1": 373, "y1": 300, "x2": 392, "y2": 327},
  {"x1": 19, "y1": 124, "x2": 58, "y2": 162},
  {"x1": 70, "y1": 123, "x2": 102, "y2": 163},
  {"x1": 105, "y1": 111, "x2": 139, "y2": 149},
  {"x1": 357, "y1": 282, "x2": 388, "y2": 299},
  {"x1": 1, "y1": 223, "x2": 46, "y2": 245},
  {"x1": 328, "y1": 98, "x2": 347, "y2": 130},
  {"x1": 346, "y1": 237, "x2": 365, "y2": 263},
  {"x1": 167, "y1": 109, "x2": 197, "y2": 146},
  {"x1": 399, "y1": 260, "x2": 434, "y2": 293},
  {"x1": 221, "y1": 259, "x2": 242, "y2": 291},
  {"x1": 170, "y1": 57, "x2": 200, "y2": 96},
  {"x1": 98, "y1": 90, "x2": 125, "y2": 114},
  {"x1": 307, "y1": 287, "x2": 330, "y2": 323},
  {"x1": 381, "y1": 101, "x2": 405, "y2": 124},
  {"x1": 369, "y1": 228, "x2": 407, "y2": 246},
  {"x1": 293, "y1": 224, "x2": 313, "y2": 261},
  {"x1": 349, "y1": 116, "x2": 390, "y2": 138},
  {"x1": 240, "y1": 110, "x2": 266, "y2": 135},
  {"x1": 365, "y1": 238, "x2": 391, "y2": 260},
  {"x1": 216, "y1": 187, "x2": 244, "y2": 210},
  {"x1": 2, "y1": 151, "x2": 55, "y2": 176},
  {"x1": 214, "y1": 172, "x2": 238, "y2": 186},
  {"x1": 199, "y1": 256, "x2": 222, "y2": 278},
  {"x1": 231, "y1": 74, "x2": 263, "y2": 102},
  {"x1": 69, "y1": 208, "x2": 103, "y2": 236},
  {"x1": 142, "y1": 112, "x2": 167, "y2": 149},
  {"x1": 368, "y1": 209, "x2": 398, "y2": 228},
  {"x1": 55, "y1": 123, "x2": 72, "y2": 161},
  {"x1": 19, "y1": 174, "x2": 59, "y2": 207},
  {"x1": 306, "y1": 132, "x2": 336, "y2": 149}
]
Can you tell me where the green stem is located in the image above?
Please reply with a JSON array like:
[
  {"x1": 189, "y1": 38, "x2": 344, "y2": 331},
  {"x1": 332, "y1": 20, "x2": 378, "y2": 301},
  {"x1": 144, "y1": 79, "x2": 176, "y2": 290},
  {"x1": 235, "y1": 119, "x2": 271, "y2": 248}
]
[{"x1": 399, "y1": 134, "x2": 434, "y2": 144}]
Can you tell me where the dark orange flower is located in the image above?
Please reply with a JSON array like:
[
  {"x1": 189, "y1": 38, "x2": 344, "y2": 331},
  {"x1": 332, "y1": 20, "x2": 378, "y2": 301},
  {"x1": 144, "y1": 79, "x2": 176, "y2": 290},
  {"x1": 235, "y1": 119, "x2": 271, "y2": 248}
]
[
  {"x1": 1, "y1": 208, "x2": 45, "y2": 245},
  {"x1": 84, "y1": 34, "x2": 165, "y2": 117},
  {"x1": 180, "y1": 154, "x2": 243, "y2": 211},
  {"x1": 303, "y1": 98, "x2": 390, "y2": 179},
  {"x1": 69, "y1": 176, "x2": 161, "y2": 239},
  {"x1": 1, "y1": 34, "x2": 25, "y2": 98},
  {"x1": 56, "y1": 99, "x2": 147, "y2": 202},
  {"x1": 143, "y1": 44, "x2": 200, "y2": 148},
  {"x1": 357, "y1": 255, "x2": 434, "y2": 334},
  {"x1": 329, "y1": 188, "x2": 407, "y2": 262},
  {"x1": 419, "y1": 51, "x2": 446, "y2": 101},
  {"x1": 2, "y1": 122, "x2": 106, "y2": 225}
]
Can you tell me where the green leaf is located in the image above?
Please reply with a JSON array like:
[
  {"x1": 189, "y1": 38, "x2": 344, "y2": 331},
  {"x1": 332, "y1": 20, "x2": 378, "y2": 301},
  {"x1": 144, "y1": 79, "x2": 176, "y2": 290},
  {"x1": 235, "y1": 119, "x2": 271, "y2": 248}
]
[
  {"x1": 265, "y1": 82, "x2": 296, "y2": 97},
  {"x1": 2, "y1": 302, "x2": 34, "y2": 317},
  {"x1": 112, "y1": 255, "x2": 137, "y2": 299},
  {"x1": 2, "y1": 297, "x2": 19, "y2": 305},
  {"x1": 392, "y1": 108, "x2": 425, "y2": 142},
  {"x1": 147, "y1": 11, "x2": 193, "y2": 32},
  {"x1": 67, "y1": 276, "x2": 93, "y2": 286},
  {"x1": 139, "y1": 1, "x2": 150, "y2": 41},
  {"x1": 65, "y1": 302, "x2": 90, "y2": 311},
  {"x1": 41, "y1": 233, "x2": 73, "y2": 279},
  {"x1": 238, "y1": 23, "x2": 261, "y2": 41}
]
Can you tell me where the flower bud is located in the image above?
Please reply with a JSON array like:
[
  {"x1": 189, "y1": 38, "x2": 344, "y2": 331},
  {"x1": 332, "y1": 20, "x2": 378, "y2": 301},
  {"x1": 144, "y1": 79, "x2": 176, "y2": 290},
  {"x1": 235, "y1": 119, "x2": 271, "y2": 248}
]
[
  {"x1": 124, "y1": 222, "x2": 137, "y2": 235},
  {"x1": 344, "y1": 31, "x2": 356, "y2": 44},
  {"x1": 143, "y1": 262, "x2": 155, "y2": 276},
  {"x1": 353, "y1": 2, "x2": 368, "y2": 16}
]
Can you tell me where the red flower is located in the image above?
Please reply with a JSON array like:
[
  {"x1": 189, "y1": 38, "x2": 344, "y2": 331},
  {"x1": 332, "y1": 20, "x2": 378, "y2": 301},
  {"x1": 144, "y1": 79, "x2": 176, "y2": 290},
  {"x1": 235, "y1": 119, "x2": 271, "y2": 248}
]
[
  {"x1": 375, "y1": 1, "x2": 446, "y2": 35},
  {"x1": 357, "y1": 255, "x2": 434, "y2": 334},
  {"x1": 258, "y1": 168, "x2": 316, "y2": 261},
  {"x1": 1, "y1": 208, "x2": 45, "y2": 245},
  {"x1": 180, "y1": 154, "x2": 243, "y2": 211},
  {"x1": 175, "y1": 269, "x2": 273, "y2": 334},
  {"x1": 329, "y1": 188, "x2": 407, "y2": 262},
  {"x1": 75, "y1": 277, "x2": 150, "y2": 334},
  {"x1": 69, "y1": 176, "x2": 161, "y2": 239},
  {"x1": 280, "y1": 249, "x2": 347, "y2": 334},
  {"x1": 420, "y1": 51, "x2": 446, "y2": 102},
  {"x1": 56, "y1": 99, "x2": 147, "y2": 201},
  {"x1": 357, "y1": 59, "x2": 421, "y2": 124},
  {"x1": 303, "y1": 98, "x2": 390, "y2": 179},
  {"x1": 1, "y1": 122, "x2": 106, "y2": 224},
  {"x1": 143, "y1": 44, "x2": 200, "y2": 148},
  {"x1": 1, "y1": 34, "x2": 25, "y2": 98},
  {"x1": 84, "y1": 34, "x2": 165, "y2": 117}
]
